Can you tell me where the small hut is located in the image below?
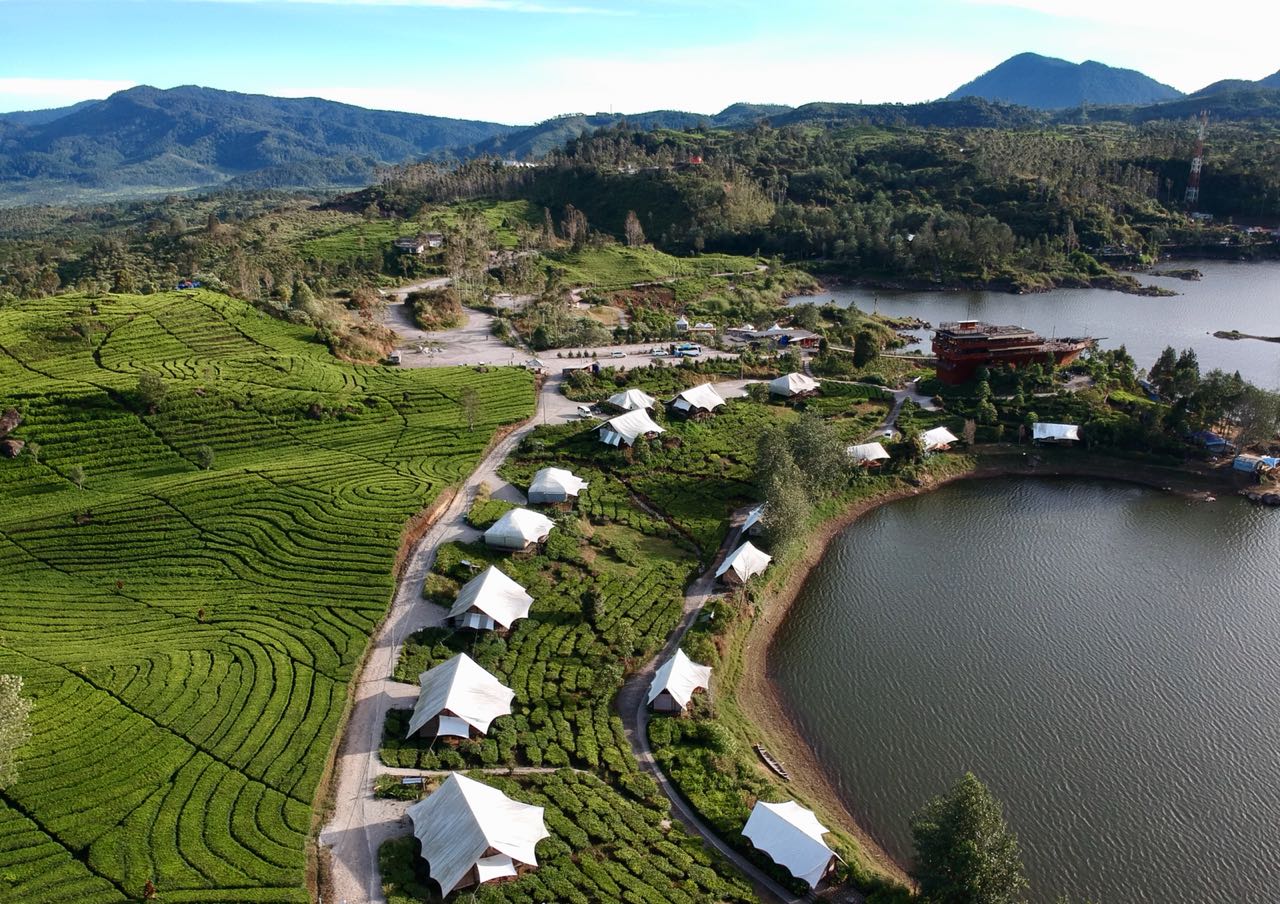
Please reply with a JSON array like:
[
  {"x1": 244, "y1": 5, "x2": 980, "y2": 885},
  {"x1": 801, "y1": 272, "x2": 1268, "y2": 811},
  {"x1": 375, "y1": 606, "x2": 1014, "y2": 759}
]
[
  {"x1": 1032, "y1": 422, "x2": 1080, "y2": 444},
  {"x1": 741, "y1": 800, "x2": 839, "y2": 889},
  {"x1": 715, "y1": 541, "x2": 772, "y2": 585},
  {"x1": 484, "y1": 508, "x2": 554, "y2": 551},
  {"x1": 847, "y1": 442, "x2": 891, "y2": 467},
  {"x1": 407, "y1": 773, "x2": 549, "y2": 896},
  {"x1": 527, "y1": 467, "x2": 588, "y2": 505},
  {"x1": 606, "y1": 389, "x2": 658, "y2": 412},
  {"x1": 647, "y1": 649, "x2": 712, "y2": 713},
  {"x1": 448, "y1": 566, "x2": 534, "y2": 631},
  {"x1": 597, "y1": 409, "x2": 665, "y2": 447},
  {"x1": 669, "y1": 383, "x2": 726, "y2": 419},
  {"x1": 406, "y1": 653, "x2": 514, "y2": 740},
  {"x1": 922, "y1": 426, "x2": 960, "y2": 452},
  {"x1": 768, "y1": 373, "x2": 820, "y2": 399}
]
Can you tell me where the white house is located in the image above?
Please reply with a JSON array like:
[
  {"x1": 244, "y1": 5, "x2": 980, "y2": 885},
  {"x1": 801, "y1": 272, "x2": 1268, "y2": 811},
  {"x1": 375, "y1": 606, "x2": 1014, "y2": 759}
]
[
  {"x1": 527, "y1": 467, "x2": 589, "y2": 505},
  {"x1": 407, "y1": 653, "x2": 514, "y2": 740},
  {"x1": 674, "y1": 315, "x2": 690, "y2": 331},
  {"x1": 715, "y1": 541, "x2": 772, "y2": 585},
  {"x1": 742, "y1": 800, "x2": 839, "y2": 889},
  {"x1": 484, "y1": 508, "x2": 554, "y2": 551},
  {"x1": 606, "y1": 388, "x2": 658, "y2": 412},
  {"x1": 768, "y1": 373, "x2": 820, "y2": 398},
  {"x1": 448, "y1": 566, "x2": 534, "y2": 631},
  {"x1": 922, "y1": 426, "x2": 960, "y2": 452},
  {"x1": 847, "y1": 442, "x2": 891, "y2": 466},
  {"x1": 597, "y1": 409, "x2": 665, "y2": 447},
  {"x1": 670, "y1": 383, "x2": 726, "y2": 417},
  {"x1": 647, "y1": 649, "x2": 712, "y2": 713},
  {"x1": 1032, "y1": 422, "x2": 1081, "y2": 443},
  {"x1": 407, "y1": 773, "x2": 550, "y2": 896}
]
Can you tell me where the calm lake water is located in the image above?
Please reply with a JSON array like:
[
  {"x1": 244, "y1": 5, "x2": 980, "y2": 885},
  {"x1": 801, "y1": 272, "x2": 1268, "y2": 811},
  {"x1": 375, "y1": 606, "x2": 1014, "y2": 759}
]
[
  {"x1": 771, "y1": 479, "x2": 1280, "y2": 904},
  {"x1": 792, "y1": 260, "x2": 1280, "y2": 389}
]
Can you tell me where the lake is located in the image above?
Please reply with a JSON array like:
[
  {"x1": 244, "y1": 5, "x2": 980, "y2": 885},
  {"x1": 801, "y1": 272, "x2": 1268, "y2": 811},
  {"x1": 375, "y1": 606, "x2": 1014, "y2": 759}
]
[
  {"x1": 771, "y1": 479, "x2": 1280, "y2": 904},
  {"x1": 792, "y1": 260, "x2": 1280, "y2": 389}
]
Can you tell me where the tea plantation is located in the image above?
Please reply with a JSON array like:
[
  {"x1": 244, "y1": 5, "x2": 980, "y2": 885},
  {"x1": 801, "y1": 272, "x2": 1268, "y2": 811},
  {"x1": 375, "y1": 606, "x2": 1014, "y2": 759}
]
[{"x1": 0, "y1": 290, "x2": 533, "y2": 903}]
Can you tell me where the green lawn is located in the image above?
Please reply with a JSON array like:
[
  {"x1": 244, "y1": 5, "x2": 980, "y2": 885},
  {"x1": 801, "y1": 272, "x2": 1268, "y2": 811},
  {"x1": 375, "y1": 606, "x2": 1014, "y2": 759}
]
[
  {"x1": 544, "y1": 245, "x2": 760, "y2": 290},
  {"x1": 0, "y1": 290, "x2": 533, "y2": 903}
]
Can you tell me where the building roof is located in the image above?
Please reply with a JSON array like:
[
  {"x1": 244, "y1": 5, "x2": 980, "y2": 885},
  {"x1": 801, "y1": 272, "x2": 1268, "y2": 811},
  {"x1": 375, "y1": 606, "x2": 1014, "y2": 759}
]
[
  {"x1": 647, "y1": 649, "x2": 712, "y2": 708},
  {"x1": 922, "y1": 426, "x2": 960, "y2": 451},
  {"x1": 671, "y1": 382, "x2": 726, "y2": 413},
  {"x1": 715, "y1": 540, "x2": 772, "y2": 582},
  {"x1": 529, "y1": 467, "x2": 589, "y2": 499},
  {"x1": 407, "y1": 773, "x2": 549, "y2": 896},
  {"x1": 407, "y1": 653, "x2": 514, "y2": 738},
  {"x1": 742, "y1": 800, "x2": 836, "y2": 888},
  {"x1": 1032, "y1": 422, "x2": 1080, "y2": 441},
  {"x1": 484, "y1": 508, "x2": 555, "y2": 548},
  {"x1": 769, "y1": 372, "x2": 820, "y2": 396},
  {"x1": 848, "y1": 442, "x2": 891, "y2": 462},
  {"x1": 449, "y1": 566, "x2": 534, "y2": 629},
  {"x1": 597, "y1": 409, "x2": 666, "y2": 446},
  {"x1": 742, "y1": 503, "x2": 766, "y2": 534},
  {"x1": 607, "y1": 388, "x2": 658, "y2": 411}
]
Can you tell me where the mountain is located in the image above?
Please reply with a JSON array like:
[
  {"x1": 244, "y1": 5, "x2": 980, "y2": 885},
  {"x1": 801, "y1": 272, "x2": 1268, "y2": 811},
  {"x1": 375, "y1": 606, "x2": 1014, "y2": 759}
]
[
  {"x1": 948, "y1": 52, "x2": 1183, "y2": 109},
  {"x1": 772, "y1": 97, "x2": 1044, "y2": 129},
  {"x1": 1261, "y1": 70, "x2": 1280, "y2": 88},
  {"x1": 0, "y1": 85, "x2": 511, "y2": 204},
  {"x1": 1190, "y1": 71, "x2": 1280, "y2": 96},
  {"x1": 0, "y1": 99, "x2": 101, "y2": 126}
]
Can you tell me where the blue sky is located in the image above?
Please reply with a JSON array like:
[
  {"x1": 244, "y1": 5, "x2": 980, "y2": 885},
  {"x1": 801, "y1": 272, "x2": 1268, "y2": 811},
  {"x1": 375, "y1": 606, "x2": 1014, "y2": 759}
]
[{"x1": 1, "y1": 0, "x2": 1276, "y2": 123}]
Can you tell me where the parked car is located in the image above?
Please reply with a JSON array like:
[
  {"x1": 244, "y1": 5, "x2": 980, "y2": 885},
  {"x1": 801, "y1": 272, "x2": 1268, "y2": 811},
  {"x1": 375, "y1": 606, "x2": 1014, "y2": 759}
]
[{"x1": 609, "y1": 350, "x2": 626, "y2": 358}]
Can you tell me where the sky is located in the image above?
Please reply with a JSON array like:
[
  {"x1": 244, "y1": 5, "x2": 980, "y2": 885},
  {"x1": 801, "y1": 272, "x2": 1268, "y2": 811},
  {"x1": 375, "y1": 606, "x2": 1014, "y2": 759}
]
[{"x1": 1, "y1": 0, "x2": 1277, "y2": 124}]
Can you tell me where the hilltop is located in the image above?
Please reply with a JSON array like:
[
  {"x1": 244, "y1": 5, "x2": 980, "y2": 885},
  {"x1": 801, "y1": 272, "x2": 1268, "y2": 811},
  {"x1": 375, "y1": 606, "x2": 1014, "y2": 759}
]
[{"x1": 948, "y1": 52, "x2": 1183, "y2": 109}]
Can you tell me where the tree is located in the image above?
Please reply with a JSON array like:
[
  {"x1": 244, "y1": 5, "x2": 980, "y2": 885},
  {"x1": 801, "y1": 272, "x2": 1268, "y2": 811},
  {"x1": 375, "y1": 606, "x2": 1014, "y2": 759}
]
[
  {"x1": 962, "y1": 419, "x2": 977, "y2": 446},
  {"x1": 25, "y1": 440, "x2": 40, "y2": 464},
  {"x1": 0, "y1": 674, "x2": 33, "y2": 789},
  {"x1": 976, "y1": 398, "x2": 999, "y2": 425},
  {"x1": 136, "y1": 372, "x2": 168, "y2": 413},
  {"x1": 911, "y1": 772, "x2": 1028, "y2": 904},
  {"x1": 853, "y1": 329, "x2": 879, "y2": 367},
  {"x1": 1148, "y1": 346, "x2": 1178, "y2": 397},
  {"x1": 785, "y1": 412, "x2": 849, "y2": 501},
  {"x1": 560, "y1": 204, "x2": 590, "y2": 250},
  {"x1": 195, "y1": 445, "x2": 215, "y2": 470},
  {"x1": 68, "y1": 464, "x2": 85, "y2": 490},
  {"x1": 1171, "y1": 348, "x2": 1201, "y2": 398},
  {"x1": 460, "y1": 387, "x2": 481, "y2": 432},
  {"x1": 624, "y1": 210, "x2": 646, "y2": 247}
]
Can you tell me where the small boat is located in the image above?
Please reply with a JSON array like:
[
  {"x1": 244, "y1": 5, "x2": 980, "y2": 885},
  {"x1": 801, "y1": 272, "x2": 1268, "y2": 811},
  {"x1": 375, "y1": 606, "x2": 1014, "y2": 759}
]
[{"x1": 754, "y1": 744, "x2": 791, "y2": 781}]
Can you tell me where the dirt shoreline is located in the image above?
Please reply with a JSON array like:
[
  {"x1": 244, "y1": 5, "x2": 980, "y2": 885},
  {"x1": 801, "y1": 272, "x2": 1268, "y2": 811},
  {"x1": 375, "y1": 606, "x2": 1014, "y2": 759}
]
[{"x1": 733, "y1": 449, "x2": 1236, "y2": 885}]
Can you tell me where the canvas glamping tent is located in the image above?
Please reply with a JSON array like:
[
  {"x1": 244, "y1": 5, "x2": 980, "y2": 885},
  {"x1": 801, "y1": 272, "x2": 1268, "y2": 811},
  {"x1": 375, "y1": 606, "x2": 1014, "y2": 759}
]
[
  {"x1": 449, "y1": 566, "x2": 534, "y2": 631},
  {"x1": 484, "y1": 508, "x2": 554, "y2": 551},
  {"x1": 715, "y1": 540, "x2": 772, "y2": 585},
  {"x1": 847, "y1": 442, "x2": 891, "y2": 466},
  {"x1": 742, "y1": 800, "x2": 838, "y2": 888},
  {"x1": 527, "y1": 467, "x2": 588, "y2": 504},
  {"x1": 647, "y1": 649, "x2": 712, "y2": 713},
  {"x1": 768, "y1": 372, "x2": 820, "y2": 398},
  {"x1": 742, "y1": 502, "x2": 766, "y2": 537},
  {"x1": 922, "y1": 426, "x2": 960, "y2": 452},
  {"x1": 606, "y1": 388, "x2": 658, "y2": 412},
  {"x1": 407, "y1": 773, "x2": 550, "y2": 895},
  {"x1": 1032, "y1": 422, "x2": 1081, "y2": 443},
  {"x1": 669, "y1": 383, "x2": 726, "y2": 417},
  {"x1": 597, "y1": 409, "x2": 665, "y2": 447},
  {"x1": 407, "y1": 653, "x2": 514, "y2": 740}
]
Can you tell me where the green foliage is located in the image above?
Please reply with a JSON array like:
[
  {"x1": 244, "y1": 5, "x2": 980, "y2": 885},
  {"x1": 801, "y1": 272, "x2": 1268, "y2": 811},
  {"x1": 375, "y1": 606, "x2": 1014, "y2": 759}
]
[{"x1": 406, "y1": 287, "x2": 464, "y2": 331}]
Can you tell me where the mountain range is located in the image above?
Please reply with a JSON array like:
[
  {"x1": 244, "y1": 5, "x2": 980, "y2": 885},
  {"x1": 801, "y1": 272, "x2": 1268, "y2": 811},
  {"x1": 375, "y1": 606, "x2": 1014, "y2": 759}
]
[{"x1": 0, "y1": 55, "x2": 1277, "y2": 206}]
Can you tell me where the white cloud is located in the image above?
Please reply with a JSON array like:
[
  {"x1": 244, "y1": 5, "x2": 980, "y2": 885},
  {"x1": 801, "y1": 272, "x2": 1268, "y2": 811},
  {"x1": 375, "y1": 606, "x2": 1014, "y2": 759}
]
[{"x1": 0, "y1": 78, "x2": 137, "y2": 111}]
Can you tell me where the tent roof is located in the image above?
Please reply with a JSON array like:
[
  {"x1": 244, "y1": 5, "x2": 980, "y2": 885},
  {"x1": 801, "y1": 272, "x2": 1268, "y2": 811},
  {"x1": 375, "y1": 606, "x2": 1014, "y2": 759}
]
[
  {"x1": 742, "y1": 800, "x2": 836, "y2": 888},
  {"x1": 769, "y1": 373, "x2": 820, "y2": 396},
  {"x1": 407, "y1": 773, "x2": 549, "y2": 896},
  {"x1": 607, "y1": 388, "x2": 657, "y2": 411},
  {"x1": 449, "y1": 566, "x2": 534, "y2": 629},
  {"x1": 647, "y1": 649, "x2": 712, "y2": 708},
  {"x1": 715, "y1": 540, "x2": 772, "y2": 581},
  {"x1": 407, "y1": 653, "x2": 514, "y2": 737},
  {"x1": 671, "y1": 382, "x2": 726, "y2": 412},
  {"x1": 742, "y1": 503, "x2": 766, "y2": 534},
  {"x1": 485, "y1": 508, "x2": 554, "y2": 546},
  {"x1": 1032, "y1": 422, "x2": 1080, "y2": 441},
  {"x1": 847, "y1": 442, "x2": 891, "y2": 462},
  {"x1": 922, "y1": 426, "x2": 960, "y2": 450},
  {"x1": 529, "y1": 467, "x2": 589, "y2": 498},
  {"x1": 597, "y1": 409, "x2": 665, "y2": 446}
]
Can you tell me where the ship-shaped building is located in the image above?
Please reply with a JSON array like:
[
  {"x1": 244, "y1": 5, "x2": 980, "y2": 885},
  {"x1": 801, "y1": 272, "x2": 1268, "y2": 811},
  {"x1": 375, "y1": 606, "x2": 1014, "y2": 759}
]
[{"x1": 932, "y1": 320, "x2": 1092, "y2": 385}]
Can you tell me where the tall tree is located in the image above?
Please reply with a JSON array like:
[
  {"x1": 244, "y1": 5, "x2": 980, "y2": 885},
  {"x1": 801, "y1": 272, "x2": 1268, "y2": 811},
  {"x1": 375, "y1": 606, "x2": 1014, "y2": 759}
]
[
  {"x1": 624, "y1": 210, "x2": 646, "y2": 247},
  {"x1": 911, "y1": 772, "x2": 1028, "y2": 904}
]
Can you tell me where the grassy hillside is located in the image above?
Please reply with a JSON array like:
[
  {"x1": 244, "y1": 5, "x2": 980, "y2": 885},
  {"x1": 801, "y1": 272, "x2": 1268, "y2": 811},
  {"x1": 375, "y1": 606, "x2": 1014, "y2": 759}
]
[{"x1": 0, "y1": 290, "x2": 533, "y2": 903}]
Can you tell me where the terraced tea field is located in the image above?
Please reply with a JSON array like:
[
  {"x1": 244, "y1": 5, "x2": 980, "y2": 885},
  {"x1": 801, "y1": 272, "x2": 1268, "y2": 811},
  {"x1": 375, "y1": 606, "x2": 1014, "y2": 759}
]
[{"x1": 0, "y1": 290, "x2": 533, "y2": 903}]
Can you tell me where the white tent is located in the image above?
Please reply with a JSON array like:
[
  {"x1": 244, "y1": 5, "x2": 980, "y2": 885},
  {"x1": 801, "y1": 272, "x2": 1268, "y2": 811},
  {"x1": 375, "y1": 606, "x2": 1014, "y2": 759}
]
[
  {"x1": 597, "y1": 409, "x2": 665, "y2": 447},
  {"x1": 407, "y1": 773, "x2": 550, "y2": 896},
  {"x1": 742, "y1": 503, "x2": 766, "y2": 536},
  {"x1": 1032, "y1": 422, "x2": 1081, "y2": 442},
  {"x1": 528, "y1": 467, "x2": 589, "y2": 504},
  {"x1": 769, "y1": 373, "x2": 820, "y2": 397},
  {"x1": 606, "y1": 388, "x2": 657, "y2": 412},
  {"x1": 484, "y1": 508, "x2": 554, "y2": 550},
  {"x1": 715, "y1": 540, "x2": 772, "y2": 585},
  {"x1": 742, "y1": 800, "x2": 838, "y2": 889},
  {"x1": 848, "y1": 442, "x2": 891, "y2": 464},
  {"x1": 670, "y1": 382, "x2": 726, "y2": 415},
  {"x1": 922, "y1": 426, "x2": 960, "y2": 452},
  {"x1": 407, "y1": 653, "x2": 514, "y2": 739},
  {"x1": 449, "y1": 566, "x2": 534, "y2": 631},
  {"x1": 647, "y1": 649, "x2": 712, "y2": 712}
]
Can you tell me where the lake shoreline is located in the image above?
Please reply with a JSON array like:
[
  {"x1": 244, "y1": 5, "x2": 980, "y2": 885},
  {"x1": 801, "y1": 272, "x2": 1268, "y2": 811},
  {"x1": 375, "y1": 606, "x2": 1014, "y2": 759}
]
[{"x1": 731, "y1": 447, "x2": 1237, "y2": 885}]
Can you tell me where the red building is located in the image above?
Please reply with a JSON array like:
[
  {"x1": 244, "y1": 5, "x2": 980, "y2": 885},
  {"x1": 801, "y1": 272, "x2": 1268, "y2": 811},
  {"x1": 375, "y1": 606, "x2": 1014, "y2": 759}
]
[{"x1": 932, "y1": 320, "x2": 1092, "y2": 385}]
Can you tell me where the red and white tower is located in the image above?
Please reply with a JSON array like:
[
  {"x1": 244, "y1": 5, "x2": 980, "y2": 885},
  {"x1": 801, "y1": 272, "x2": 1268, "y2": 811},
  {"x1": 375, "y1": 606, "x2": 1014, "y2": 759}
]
[{"x1": 1184, "y1": 110, "x2": 1208, "y2": 208}]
